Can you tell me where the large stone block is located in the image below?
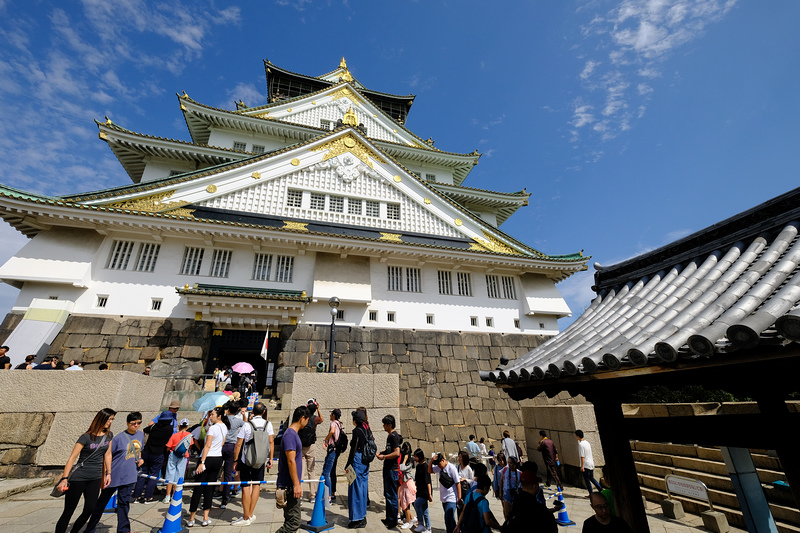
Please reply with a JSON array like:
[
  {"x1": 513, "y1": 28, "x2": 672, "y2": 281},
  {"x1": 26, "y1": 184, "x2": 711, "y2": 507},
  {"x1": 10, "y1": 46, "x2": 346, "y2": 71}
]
[{"x1": 0, "y1": 413, "x2": 54, "y2": 446}]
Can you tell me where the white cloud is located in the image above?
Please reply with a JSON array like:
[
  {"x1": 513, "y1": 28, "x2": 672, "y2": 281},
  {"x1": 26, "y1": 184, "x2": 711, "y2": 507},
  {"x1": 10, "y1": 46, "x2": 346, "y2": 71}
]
[
  {"x1": 223, "y1": 83, "x2": 266, "y2": 110},
  {"x1": 572, "y1": 0, "x2": 738, "y2": 148}
]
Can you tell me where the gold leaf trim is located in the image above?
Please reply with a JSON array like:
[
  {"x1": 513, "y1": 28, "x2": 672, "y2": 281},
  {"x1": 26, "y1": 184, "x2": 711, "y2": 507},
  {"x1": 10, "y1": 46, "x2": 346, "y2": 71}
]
[
  {"x1": 454, "y1": 218, "x2": 463, "y2": 226},
  {"x1": 291, "y1": 158, "x2": 300, "y2": 166},
  {"x1": 309, "y1": 133, "x2": 386, "y2": 170},
  {"x1": 393, "y1": 175, "x2": 402, "y2": 183},
  {"x1": 163, "y1": 208, "x2": 196, "y2": 217},
  {"x1": 424, "y1": 198, "x2": 431, "y2": 204},
  {"x1": 206, "y1": 184, "x2": 217, "y2": 193},
  {"x1": 380, "y1": 232, "x2": 403, "y2": 243},
  {"x1": 331, "y1": 87, "x2": 363, "y2": 106},
  {"x1": 104, "y1": 190, "x2": 188, "y2": 213},
  {"x1": 475, "y1": 231, "x2": 518, "y2": 255},
  {"x1": 283, "y1": 221, "x2": 308, "y2": 231},
  {"x1": 252, "y1": 171, "x2": 261, "y2": 180}
]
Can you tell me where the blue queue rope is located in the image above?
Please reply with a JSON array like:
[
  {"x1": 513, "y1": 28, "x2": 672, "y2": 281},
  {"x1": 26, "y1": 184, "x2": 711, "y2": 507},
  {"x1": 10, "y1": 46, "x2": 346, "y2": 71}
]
[{"x1": 137, "y1": 472, "x2": 319, "y2": 487}]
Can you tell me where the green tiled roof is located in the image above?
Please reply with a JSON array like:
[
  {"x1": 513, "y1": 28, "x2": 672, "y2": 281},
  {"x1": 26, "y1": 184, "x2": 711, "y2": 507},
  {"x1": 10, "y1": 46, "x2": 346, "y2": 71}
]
[{"x1": 176, "y1": 283, "x2": 310, "y2": 301}]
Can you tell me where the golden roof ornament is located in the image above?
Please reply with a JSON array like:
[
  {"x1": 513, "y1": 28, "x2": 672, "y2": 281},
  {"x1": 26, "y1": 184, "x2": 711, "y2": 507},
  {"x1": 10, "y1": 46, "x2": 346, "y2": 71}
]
[
  {"x1": 181, "y1": 91, "x2": 188, "y2": 98},
  {"x1": 339, "y1": 57, "x2": 347, "y2": 69},
  {"x1": 338, "y1": 57, "x2": 353, "y2": 82},
  {"x1": 343, "y1": 107, "x2": 358, "y2": 127}
]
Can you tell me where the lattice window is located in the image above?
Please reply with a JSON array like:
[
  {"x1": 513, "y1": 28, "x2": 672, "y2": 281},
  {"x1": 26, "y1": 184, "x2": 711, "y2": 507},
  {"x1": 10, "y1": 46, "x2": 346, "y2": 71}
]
[
  {"x1": 348, "y1": 199, "x2": 362, "y2": 215},
  {"x1": 233, "y1": 141, "x2": 247, "y2": 151},
  {"x1": 329, "y1": 195, "x2": 344, "y2": 213},
  {"x1": 514, "y1": 318, "x2": 521, "y2": 329},
  {"x1": 135, "y1": 243, "x2": 160, "y2": 273},
  {"x1": 387, "y1": 266, "x2": 403, "y2": 291},
  {"x1": 406, "y1": 268, "x2": 421, "y2": 292},
  {"x1": 253, "y1": 253, "x2": 273, "y2": 281},
  {"x1": 426, "y1": 314, "x2": 434, "y2": 325},
  {"x1": 336, "y1": 309, "x2": 345, "y2": 320},
  {"x1": 180, "y1": 247, "x2": 204, "y2": 275},
  {"x1": 275, "y1": 255, "x2": 294, "y2": 283},
  {"x1": 252, "y1": 145, "x2": 265, "y2": 154},
  {"x1": 320, "y1": 119, "x2": 333, "y2": 131},
  {"x1": 365, "y1": 200, "x2": 380, "y2": 217},
  {"x1": 486, "y1": 275, "x2": 500, "y2": 299},
  {"x1": 426, "y1": 173, "x2": 436, "y2": 183},
  {"x1": 387, "y1": 311, "x2": 396, "y2": 322},
  {"x1": 501, "y1": 276, "x2": 516, "y2": 299},
  {"x1": 96, "y1": 295, "x2": 108, "y2": 308},
  {"x1": 387, "y1": 203, "x2": 401, "y2": 220},
  {"x1": 210, "y1": 249, "x2": 232, "y2": 278},
  {"x1": 457, "y1": 272, "x2": 472, "y2": 297},
  {"x1": 310, "y1": 192, "x2": 325, "y2": 210},
  {"x1": 486, "y1": 317, "x2": 494, "y2": 327},
  {"x1": 470, "y1": 316, "x2": 478, "y2": 327},
  {"x1": 151, "y1": 299, "x2": 162, "y2": 311},
  {"x1": 286, "y1": 190, "x2": 302, "y2": 208},
  {"x1": 369, "y1": 310, "x2": 378, "y2": 321},
  {"x1": 106, "y1": 240, "x2": 135, "y2": 270},
  {"x1": 438, "y1": 271, "x2": 453, "y2": 295}
]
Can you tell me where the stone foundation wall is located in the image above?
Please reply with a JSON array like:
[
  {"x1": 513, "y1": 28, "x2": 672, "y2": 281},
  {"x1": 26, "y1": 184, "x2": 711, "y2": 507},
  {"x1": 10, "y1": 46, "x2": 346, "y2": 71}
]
[{"x1": 276, "y1": 324, "x2": 562, "y2": 457}]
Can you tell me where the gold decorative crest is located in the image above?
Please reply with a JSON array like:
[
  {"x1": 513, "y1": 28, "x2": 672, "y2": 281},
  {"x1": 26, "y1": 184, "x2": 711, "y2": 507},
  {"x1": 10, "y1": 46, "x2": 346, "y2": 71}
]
[
  {"x1": 253, "y1": 111, "x2": 270, "y2": 118},
  {"x1": 380, "y1": 233, "x2": 403, "y2": 243},
  {"x1": 291, "y1": 158, "x2": 300, "y2": 166},
  {"x1": 163, "y1": 207, "x2": 196, "y2": 218},
  {"x1": 331, "y1": 87, "x2": 363, "y2": 106},
  {"x1": 309, "y1": 133, "x2": 386, "y2": 170},
  {"x1": 454, "y1": 218, "x2": 463, "y2": 226},
  {"x1": 252, "y1": 171, "x2": 261, "y2": 180},
  {"x1": 206, "y1": 185, "x2": 217, "y2": 193},
  {"x1": 287, "y1": 108, "x2": 292, "y2": 112},
  {"x1": 104, "y1": 190, "x2": 189, "y2": 213},
  {"x1": 343, "y1": 107, "x2": 358, "y2": 126},
  {"x1": 424, "y1": 198, "x2": 431, "y2": 204},
  {"x1": 393, "y1": 175, "x2": 402, "y2": 183},
  {"x1": 283, "y1": 221, "x2": 309, "y2": 231}
]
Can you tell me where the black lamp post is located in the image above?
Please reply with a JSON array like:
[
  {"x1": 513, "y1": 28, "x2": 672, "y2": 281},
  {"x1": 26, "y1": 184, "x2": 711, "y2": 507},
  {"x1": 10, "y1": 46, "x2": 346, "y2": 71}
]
[{"x1": 328, "y1": 296, "x2": 340, "y2": 373}]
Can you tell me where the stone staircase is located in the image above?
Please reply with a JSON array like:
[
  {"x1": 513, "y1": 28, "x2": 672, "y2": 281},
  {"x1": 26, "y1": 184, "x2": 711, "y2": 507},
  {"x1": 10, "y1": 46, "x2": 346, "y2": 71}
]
[{"x1": 633, "y1": 441, "x2": 799, "y2": 533}]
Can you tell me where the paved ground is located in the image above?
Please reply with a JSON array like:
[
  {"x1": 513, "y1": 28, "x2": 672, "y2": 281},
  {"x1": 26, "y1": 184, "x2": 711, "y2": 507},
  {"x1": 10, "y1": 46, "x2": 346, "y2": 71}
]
[{"x1": 0, "y1": 474, "x2": 744, "y2": 533}]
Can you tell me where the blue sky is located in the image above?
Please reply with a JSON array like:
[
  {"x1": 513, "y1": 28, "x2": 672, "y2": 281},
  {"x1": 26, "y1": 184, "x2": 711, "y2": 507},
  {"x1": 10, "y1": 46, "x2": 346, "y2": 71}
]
[{"x1": 1, "y1": 1, "x2": 799, "y2": 328}]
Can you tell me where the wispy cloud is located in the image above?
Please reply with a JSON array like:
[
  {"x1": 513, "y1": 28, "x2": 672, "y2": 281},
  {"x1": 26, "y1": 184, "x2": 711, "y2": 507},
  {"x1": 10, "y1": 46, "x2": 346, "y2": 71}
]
[
  {"x1": 222, "y1": 83, "x2": 266, "y2": 110},
  {"x1": 570, "y1": 0, "x2": 738, "y2": 147},
  {"x1": 0, "y1": 2, "x2": 239, "y2": 196}
]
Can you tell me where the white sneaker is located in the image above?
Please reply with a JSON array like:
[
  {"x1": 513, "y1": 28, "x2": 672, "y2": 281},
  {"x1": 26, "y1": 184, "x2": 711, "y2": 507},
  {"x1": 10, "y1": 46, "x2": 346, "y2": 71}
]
[
  {"x1": 425, "y1": 529, "x2": 432, "y2": 533},
  {"x1": 411, "y1": 518, "x2": 418, "y2": 525},
  {"x1": 231, "y1": 517, "x2": 252, "y2": 526},
  {"x1": 161, "y1": 496, "x2": 170, "y2": 504},
  {"x1": 401, "y1": 522, "x2": 413, "y2": 529}
]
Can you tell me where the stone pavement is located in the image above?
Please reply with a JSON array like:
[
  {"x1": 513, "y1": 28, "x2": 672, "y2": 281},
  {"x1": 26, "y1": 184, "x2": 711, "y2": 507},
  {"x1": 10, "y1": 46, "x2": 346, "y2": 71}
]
[{"x1": 0, "y1": 474, "x2": 745, "y2": 533}]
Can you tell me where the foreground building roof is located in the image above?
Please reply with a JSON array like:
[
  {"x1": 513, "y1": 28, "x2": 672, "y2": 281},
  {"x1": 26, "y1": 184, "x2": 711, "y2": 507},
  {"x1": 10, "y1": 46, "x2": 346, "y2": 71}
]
[{"x1": 483, "y1": 185, "x2": 800, "y2": 384}]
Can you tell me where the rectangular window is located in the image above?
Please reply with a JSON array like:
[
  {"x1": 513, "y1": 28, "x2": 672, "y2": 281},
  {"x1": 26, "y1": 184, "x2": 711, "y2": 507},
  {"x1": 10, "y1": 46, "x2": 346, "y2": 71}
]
[
  {"x1": 386, "y1": 203, "x2": 401, "y2": 220},
  {"x1": 134, "y1": 243, "x2": 160, "y2": 273},
  {"x1": 320, "y1": 119, "x2": 333, "y2": 131},
  {"x1": 348, "y1": 199, "x2": 362, "y2": 215},
  {"x1": 470, "y1": 316, "x2": 478, "y2": 327},
  {"x1": 514, "y1": 318, "x2": 521, "y2": 329},
  {"x1": 406, "y1": 268, "x2": 421, "y2": 292},
  {"x1": 426, "y1": 314, "x2": 434, "y2": 325},
  {"x1": 426, "y1": 173, "x2": 436, "y2": 183},
  {"x1": 387, "y1": 311, "x2": 396, "y2": 322},
  {"x1": 486, "y1": 275, "x2": 500, "y2": 299},
  {"x1": 252, "y1": 145, "x2": 265, "y2": 154},
  {"x1": 369, "y1": 310, "x2": 377, "y2": 321},
  {"x1": 365, "y1": 200, "x2": 380, "y2": 217},
  {"x1": 387, "y1": 266, "x2": 403, "y2": 291},
  {"x1": 180, "y1": 247, "x2": 204, "y2": 275},
  {"x1": 336, "y1": 309, "x2": 345, "y2": 320},
  {"x1": 49, "y1": 295, "x2": 59, "y2": 300},
  {"x1": 275, "y1": 255, "x2": 294, "y2": 283},
  {"x1": 233, "y1": 141, "x2": 247, "y2": 151},
  {"x1": 329, "y1": 195, "x2": 344, "y2": 213},
  {"x1": 151, "y1": 299, "x2": 162, "y2": 311},
  {"x1": 106, "y1": 240, "x2": 135, "y2": 270},
  {"x1": 486, "y1": 317, "x2": 494, "y2": 328},
  {"x1": 438, "y1": 271, "x2": 452, "y2": 295},
  {"x1": 96, "y1": 295, "x2": 108, "y2": 308},
  {"x1": 457, "y1": 272, "x2": 472, "y2": 296},
  {"x1": 286, "y1": 190, "x2": 302, "y2": 208},
  {"x1": 310, "y1": 192, "x2": 326, "y2": 210},
  {"x1": 252, "y1": 253, "x2": 273, "y2": 281},
  {"x1": 209, "y1": 249, "x2": 232, "y2": 278},
  {"x1": 501, "y1": 276, "x2": 516, "y2": 299}
]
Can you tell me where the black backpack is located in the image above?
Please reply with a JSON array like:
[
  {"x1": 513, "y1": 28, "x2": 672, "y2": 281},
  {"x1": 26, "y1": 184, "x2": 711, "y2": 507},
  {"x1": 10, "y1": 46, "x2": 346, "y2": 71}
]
[
  {"x1": 299, "y1": 414, "x2": 317, "y2": 447},
  {"x1": 334, "y1": 422, "x2": 348, "y2": 454},
  {"x1": 460, "y1": 493, "x2": 486, "y2": 533},
  {"x1": 361, "y1": 427, "x2": 377, "y2": 463}
]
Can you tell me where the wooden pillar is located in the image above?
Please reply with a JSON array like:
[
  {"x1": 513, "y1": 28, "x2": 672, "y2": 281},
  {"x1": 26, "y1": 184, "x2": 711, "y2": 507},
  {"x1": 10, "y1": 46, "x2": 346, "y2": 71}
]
[
  {"x1": 756, "y1": 391, "x2": 800, "y2": 507},
  {"x1": 589, "y1": 394, "x2": 650, "y2": 533}
]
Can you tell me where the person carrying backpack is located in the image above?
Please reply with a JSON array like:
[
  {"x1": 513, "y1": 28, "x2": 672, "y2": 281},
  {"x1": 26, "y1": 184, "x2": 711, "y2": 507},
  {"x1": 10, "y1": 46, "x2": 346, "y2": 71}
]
[
  {"x1": 344, "y1": 408, "x2": 371, "y2": 529},
  {"x1": 321, "y1": 408, "x2": 345, "y2": 504},
  {"x1": 161, "y1": 418, "x2": 193, "y2": 504},
  {"x1": 454, "y1": 474, "x2": 501, "y2": 533},
  {"x1": 231, "y1": 402, "x2": 274, "y2": 526},
  {"x1": 297, "y1": 398, "x2": 323, "y2": 501}
]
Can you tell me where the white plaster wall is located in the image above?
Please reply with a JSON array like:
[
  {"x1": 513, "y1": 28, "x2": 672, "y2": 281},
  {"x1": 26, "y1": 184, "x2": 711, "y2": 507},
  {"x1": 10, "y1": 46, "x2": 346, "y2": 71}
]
[
  {"x1": 401, "y1": 163, "x2": 454, "y2": 186},
  {"x1": 207, "y1": 128, "x2": 287, "y2": 153},
  {"x1": 141, "y1": 159, "x2": 196, "y2": 183}
]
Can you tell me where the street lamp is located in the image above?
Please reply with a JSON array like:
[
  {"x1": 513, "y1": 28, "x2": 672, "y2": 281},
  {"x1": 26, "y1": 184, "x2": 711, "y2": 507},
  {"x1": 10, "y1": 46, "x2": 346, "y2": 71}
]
[{"x1": 328, "y1": 296, "x2": 340, "y2": 373}]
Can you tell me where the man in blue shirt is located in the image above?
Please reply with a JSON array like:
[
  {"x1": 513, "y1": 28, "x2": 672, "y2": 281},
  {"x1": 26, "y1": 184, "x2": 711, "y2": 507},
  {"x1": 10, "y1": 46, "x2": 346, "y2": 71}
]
[
  {"x1": 454, "y1": 474, "x2": 501, "y2": 533},
  {"x1": 147, "y1": 400, "x2": 180, "y2": 433},
  {"x1": 465, "y1": 435, "x2": 481, "y2": 462},
  {"x1": 84, "y1": 412, "x2": 145, "y2": 533},
  {"x1": 275, "y1": 405, "x2": 310, "y2": 533}
]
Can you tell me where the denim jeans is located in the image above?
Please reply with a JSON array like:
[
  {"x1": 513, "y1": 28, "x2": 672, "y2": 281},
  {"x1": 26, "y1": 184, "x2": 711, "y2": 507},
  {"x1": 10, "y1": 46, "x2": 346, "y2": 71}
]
[
  {"x1": 413, "y1": 496, "x2": 430, "y2": 529},
  {"x1": 322, "y1": 449, "x2": 337, "y2": 499},
  {"x1": 383, "y1": 468, "x2": 399, "y2": 523},
  {"x1": 442, "y1": 501, "x2": 457, "y2": 533},
  {"x1": 133, "y1": 449, "x2": 164, "y2": 500},
  {"x1": 583, "y1": 468, "x2": 603, "y2": 494}
]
